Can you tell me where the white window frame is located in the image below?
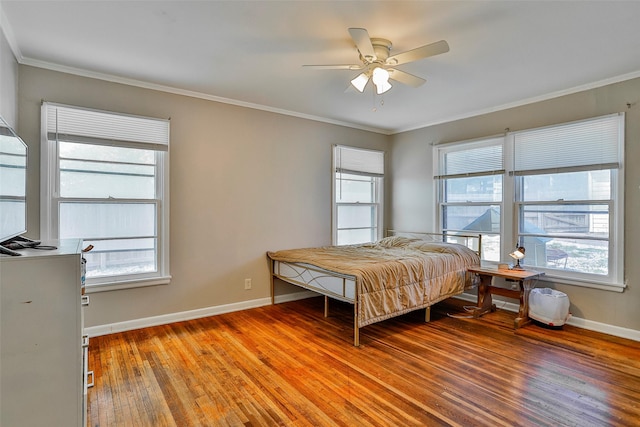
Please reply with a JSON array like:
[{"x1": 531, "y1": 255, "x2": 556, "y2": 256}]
[
  {"x1": 40, "y1": 102, "x2": 171, "y2": 292},
  {"x1": 435, "y1": 114, "x2": 625, "y2": 291},
  {"x1": 434, "y1": 137, "x2": 505, "y2": 260},
  {"x1": 508, "y1": 114, "x2": 624, "y2": 290},
  {"x1": 332, "y1": 145, "x2": 384, "y2": 245}
]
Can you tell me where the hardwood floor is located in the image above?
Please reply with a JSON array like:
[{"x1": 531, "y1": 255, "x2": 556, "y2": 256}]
[{"x1": 87, "y1": 297, "x2": 640, "y2": 426}]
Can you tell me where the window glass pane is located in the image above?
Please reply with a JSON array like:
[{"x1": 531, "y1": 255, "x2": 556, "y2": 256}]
[
  {"x1": 59, "y1": 141, "x2": 155, "y2": 164},
  {"x1": 60, "y1": 202, "x2": 156, "y2": 239},
  {"x1": 443, "y1": 206, "x2": 501, "y2": 262},
  {"x1": 520, "y1": 204, "x2": 609, "y2": 238},
  {"x1": 444, "y1": 176, "x2": 502, "y2": 203},
  {"x1": 337, "y1": 229, "x2": 376, "y2": 246},
  {"x1": 520, "y1": 236, "x2": 608, "y2": 275},
  {"x1": 59, "y1": 142, "x2": 156, "y2": 199},
  {"x1": 83, "y1": 238, "x2": 157, "y2": 278},
  {"x1": 60, "y1": 159, "x2": 155, "y2": 199},
  {"x1": 445, "y1": 233, "x2": 500, "y2": 262},
  {"x1": 522, "y1": 170, "x2": 610, "y2": 202},
  {"x1": 336, "y1": 173, "x2": 375, "y2": 203},
  {"x1": 443, "y1": 205, "x2": 501, "y2": 233},
  {"x1": 477, "y1": 234, "x2": 500, "y2": 262},
  {"x1": 337, "y1": 205, "x2": 376, "y2": 229}
]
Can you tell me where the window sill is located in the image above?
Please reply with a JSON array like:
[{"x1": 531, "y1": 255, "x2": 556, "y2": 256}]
[
  {"x1": 480, "y1": 261, "x2": 624, "y2": 292},
  {"x1": 85, "y1": 275, "x2": 172, "y2": 293},
  {"x1": 538, "y1": 274, "x2": 625, "y2": 293}
]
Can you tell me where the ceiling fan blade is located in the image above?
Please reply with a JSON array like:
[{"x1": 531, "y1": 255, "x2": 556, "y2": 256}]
[
  {"x1": 302, "y1": 64, "x2": 364, "y2": 70},
  {"x1": 348, "y1": 28, "x2": 376, "y2": 61},
  {"x1": 386, "y1": 40, "x2": 449, "y2": 66},
  {"x1": 387, "y1": 69, "x2": 426, "y2": 87}
]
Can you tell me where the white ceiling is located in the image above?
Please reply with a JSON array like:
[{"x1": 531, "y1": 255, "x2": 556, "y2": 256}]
[{"x1": 2, "y1": 1, "x2": 640, "y2": 134}]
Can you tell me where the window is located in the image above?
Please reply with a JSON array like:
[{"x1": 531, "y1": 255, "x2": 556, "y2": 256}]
[
  {"x1": 435, "y1": 138, "x2": 504, "y2": 260},
  {"x1": 512, "y1": 114, "x2": 624, "y2": 288},
  {"x1": 41, "y1": 103, "x2": 170, "y2": 291},
  {"x1": 436, "y1": 114, "x2": 624, "y2": 290},
  {"x1": 332, "y1": 145, "x2": 384, "y2": 245}
]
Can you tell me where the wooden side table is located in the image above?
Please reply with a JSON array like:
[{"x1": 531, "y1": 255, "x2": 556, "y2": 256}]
[{"x1": 467, "y1": 266, "x2": 545, "y2": 329}]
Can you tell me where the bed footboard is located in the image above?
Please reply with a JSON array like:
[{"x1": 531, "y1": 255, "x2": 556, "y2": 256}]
[
  {"x1": 268, "y1": 255, "x2": 362, "y2": 345},
  {"x1": 270, "y1": 259, "x2": 357, "y2": 303}
]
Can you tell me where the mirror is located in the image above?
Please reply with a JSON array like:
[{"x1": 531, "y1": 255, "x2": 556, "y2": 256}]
[{"x1": 0, "y1": 115, "x2": 28, "y2": 253}]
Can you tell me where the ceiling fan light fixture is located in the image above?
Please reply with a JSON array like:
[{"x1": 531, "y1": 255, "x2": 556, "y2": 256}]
[
  {"x1": 372, "y1": 67, "x2": 392, "y2": 94},
  {"x1": 305, "y1": 28, "x2": 449, "y2": 96},
  {"x1": 375, "y1": 79, "x2": 392, "y2": 94},
  {"x1": 350, "y1": 72, "x2": 370, "y2": 92}
]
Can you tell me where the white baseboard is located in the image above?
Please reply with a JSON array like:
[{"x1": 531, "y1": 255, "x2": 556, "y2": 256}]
[
  {"x1": 274, "y1": 290, "x2": 318, "y2": 304},
  {"x1": 84, "y1": 291, "x2": 317, "y2": 337},
  {"x1": 86, "y1": 291, "x2": 639, "y2": 343},
  {"x1": 454, "y1": 293, "x2": 640, "y2": 342}
]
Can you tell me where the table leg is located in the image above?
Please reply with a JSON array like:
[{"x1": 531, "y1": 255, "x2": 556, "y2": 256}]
[
  {"x1": 473, "y1": 274, "x2": 496, "y2": 318},
  {"x1": 514, "y1": 279, "x2": 533, "y2": 328}
]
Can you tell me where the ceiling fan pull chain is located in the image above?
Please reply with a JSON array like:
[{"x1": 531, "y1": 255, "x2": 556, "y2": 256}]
[
  {"x1": 371, "y1": 90, "x2": 387, "y2": 112},
  {"x1": 371, "y1": 89, "x2": 377, "y2": 112}
]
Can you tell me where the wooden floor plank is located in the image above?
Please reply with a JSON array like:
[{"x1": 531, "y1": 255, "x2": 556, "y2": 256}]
[{"x1": 87, "y1": 297, "x2": 640, "y2": 426}]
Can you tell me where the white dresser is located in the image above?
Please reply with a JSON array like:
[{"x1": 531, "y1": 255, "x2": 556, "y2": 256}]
[{"x1": 0, "y1": 239, "x2": 89, "y2": 427}]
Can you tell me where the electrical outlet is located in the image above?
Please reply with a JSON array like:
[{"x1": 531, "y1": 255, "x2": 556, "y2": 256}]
[{"x1": 244, "y1": 278, "x2": 252, "y2": 290}]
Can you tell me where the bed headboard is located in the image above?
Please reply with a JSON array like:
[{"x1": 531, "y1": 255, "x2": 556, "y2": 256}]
[{"x1": 386, "y1": 230, "x2": 482, "y2": 258}]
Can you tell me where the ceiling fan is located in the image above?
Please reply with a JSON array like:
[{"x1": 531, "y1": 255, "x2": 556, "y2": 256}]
[{"x1": 304, "y1": 28, "x2": 450, "y2": 94}]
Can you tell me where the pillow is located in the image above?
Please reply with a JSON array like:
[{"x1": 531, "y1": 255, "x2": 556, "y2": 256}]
[{"x1": 374, "y1": 236, "x2": 419, "y2": 248}]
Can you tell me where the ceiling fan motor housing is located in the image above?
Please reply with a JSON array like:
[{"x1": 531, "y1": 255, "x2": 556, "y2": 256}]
[{"x1": 363, "y1": 38, "x2": 392, "y2": 64}]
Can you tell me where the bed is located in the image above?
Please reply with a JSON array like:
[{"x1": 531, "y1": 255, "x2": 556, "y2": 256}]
[{"x1": 267, "y1": 231, "x2": 481, "y2": 346}]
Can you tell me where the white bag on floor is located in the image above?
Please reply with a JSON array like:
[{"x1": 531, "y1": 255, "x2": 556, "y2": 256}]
[{"x1": 529, "y1": 288, "x2": 571, "y2": 327}]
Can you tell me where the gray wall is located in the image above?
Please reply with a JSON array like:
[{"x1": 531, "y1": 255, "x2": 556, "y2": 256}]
[
  {"x1": 17, "y1": 65, "x2": 390, "y2": 328},
  {"x1": 390, "y1": 77, "x2": 640, "y2": 331}
]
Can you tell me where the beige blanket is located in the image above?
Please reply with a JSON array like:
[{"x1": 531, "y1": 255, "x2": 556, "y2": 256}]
[{"x1": 268, "y1": 236, "x2": 480, "y2": 327}]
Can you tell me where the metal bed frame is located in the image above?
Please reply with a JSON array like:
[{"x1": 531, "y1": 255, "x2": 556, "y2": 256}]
[{"x1": 268, "y1": 231, "x2": 482, "y2": 346}]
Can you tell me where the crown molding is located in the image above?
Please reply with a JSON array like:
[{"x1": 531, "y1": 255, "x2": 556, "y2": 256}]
[
  {"x1": 18, "y1": 56, "x2": 391, "y2": 135},
  {"x1": 396, "y1": 70, "x2": 640, "y2": 134}
]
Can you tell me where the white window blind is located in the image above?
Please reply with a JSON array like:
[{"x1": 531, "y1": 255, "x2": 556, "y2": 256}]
[
  {"x1": 512, "y1": 114, "x2": 622, "y2": 176},
  {"x1": 436, "y1": 138, "x2": 504, "y2": 179},
  {"x1": 335, "y1": 145, "x2": 384, "y2": 177},
  {"x1": 45, "y1": 103, "x2": 169, "y2": 151}
]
